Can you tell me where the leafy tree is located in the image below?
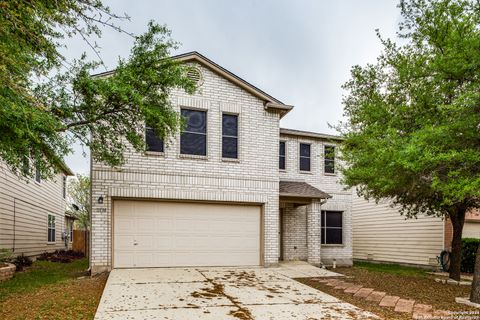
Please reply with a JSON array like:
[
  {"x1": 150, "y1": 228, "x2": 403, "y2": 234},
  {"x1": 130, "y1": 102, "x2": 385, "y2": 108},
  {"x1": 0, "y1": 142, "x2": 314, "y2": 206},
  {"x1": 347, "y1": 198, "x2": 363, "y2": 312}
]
[
  {"x1": 1, "y1": 0, "x2": 196, "y2": 179},
  {"x1": 66, "y1": 174, "x2": 91, "y2": 230},
  {"x1": 338, "y1": 0, "x2": 480, "y2": 281}
]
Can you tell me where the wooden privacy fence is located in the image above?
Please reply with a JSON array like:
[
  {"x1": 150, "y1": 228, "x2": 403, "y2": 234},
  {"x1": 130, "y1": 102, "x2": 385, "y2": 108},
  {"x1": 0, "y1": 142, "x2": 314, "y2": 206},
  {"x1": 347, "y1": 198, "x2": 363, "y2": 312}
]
[{"x1": 73, "y1": 230, "x2": 89, "y2": 257}]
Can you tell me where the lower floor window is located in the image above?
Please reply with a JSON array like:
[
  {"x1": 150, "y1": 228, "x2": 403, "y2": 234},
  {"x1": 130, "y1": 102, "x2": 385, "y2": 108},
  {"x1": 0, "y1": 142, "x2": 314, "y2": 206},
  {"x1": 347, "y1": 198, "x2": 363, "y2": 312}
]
[
  {"x1": 321, "y1": 211, "x2": 342, "y2": 244},
  {"x1": 69, "y1": 221, "x2": 73, "y2": 242},
  {"x1": 48, "y1": 214, "x2": 56, "y2": 242}
]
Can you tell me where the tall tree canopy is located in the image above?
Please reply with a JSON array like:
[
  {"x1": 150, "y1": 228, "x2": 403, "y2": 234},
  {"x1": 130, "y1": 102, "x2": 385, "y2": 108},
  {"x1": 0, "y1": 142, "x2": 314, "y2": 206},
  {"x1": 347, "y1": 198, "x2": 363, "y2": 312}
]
[
  {"x1": 339, "y1": 0, "x2": 480, "y2": 281},
  {"x1": 0, "y1": 0, "x2": 195, "y2": 178}
]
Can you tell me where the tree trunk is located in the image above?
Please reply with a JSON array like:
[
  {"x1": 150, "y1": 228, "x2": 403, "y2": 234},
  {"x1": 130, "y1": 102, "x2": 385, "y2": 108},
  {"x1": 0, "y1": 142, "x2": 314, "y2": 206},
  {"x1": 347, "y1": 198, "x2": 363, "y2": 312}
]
[
  {"x1": 449, "y1": 206, "x2": 466, "y2": 281},
  {"x1": 470, "y1": 245, "x2": 480, "y2": 303}
]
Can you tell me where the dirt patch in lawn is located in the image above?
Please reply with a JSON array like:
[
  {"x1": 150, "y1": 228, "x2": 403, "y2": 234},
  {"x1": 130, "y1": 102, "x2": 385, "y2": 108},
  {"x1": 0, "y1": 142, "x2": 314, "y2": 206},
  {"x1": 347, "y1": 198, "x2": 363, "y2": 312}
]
[
  {"x1": 297, "y1": 265, "x2": 477, "y2": 320},
  {"x1": 0, "y1": 274, "x2": 107, "y2": 320}
]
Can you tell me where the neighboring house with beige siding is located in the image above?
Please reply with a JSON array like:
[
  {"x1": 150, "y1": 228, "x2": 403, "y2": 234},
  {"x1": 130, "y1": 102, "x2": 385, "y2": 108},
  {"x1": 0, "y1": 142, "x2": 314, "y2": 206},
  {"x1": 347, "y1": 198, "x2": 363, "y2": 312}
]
[
  {"x1": 0, "y1": 161, "x2": 74, "y2": 257},
  {"x1": 90, "y1": 52, "x2": 352, "y2": 273},
  {"x1": 352, "y1": 197, "x2": 480, "y2": 267}
]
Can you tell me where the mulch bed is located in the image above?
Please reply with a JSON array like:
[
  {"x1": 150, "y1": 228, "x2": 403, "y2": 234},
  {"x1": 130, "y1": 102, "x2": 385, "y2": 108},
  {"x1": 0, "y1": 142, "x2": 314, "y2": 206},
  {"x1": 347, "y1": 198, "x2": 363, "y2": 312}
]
[
  {"x1": 297, "y1": 267, "x2": 477, "y2": 320},
  {"x1": 37, "y1": 250, "x2": 85, "y2": 263}
]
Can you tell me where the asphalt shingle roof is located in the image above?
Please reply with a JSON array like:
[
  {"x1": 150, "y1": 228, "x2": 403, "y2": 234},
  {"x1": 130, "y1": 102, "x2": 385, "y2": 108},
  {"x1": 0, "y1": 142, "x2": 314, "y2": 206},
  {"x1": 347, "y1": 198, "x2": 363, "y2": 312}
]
[{"x1": 279, "y1": 181, "x2": 331, "y2": 199}]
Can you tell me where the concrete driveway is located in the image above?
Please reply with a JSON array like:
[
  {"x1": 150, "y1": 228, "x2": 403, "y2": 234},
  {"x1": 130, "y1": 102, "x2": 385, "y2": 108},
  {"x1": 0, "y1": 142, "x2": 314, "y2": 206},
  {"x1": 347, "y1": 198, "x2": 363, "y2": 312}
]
[{"x1": 95, "y1": 262, "x2": 378, "y2": 320}]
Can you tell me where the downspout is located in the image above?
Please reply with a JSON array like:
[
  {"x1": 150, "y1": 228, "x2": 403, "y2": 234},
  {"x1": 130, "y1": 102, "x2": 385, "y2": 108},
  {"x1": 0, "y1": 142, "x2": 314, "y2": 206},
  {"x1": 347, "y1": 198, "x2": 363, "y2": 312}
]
[
  {"x1": 88, "y1": 146, "x2": 93, "y2": 273},
  {"x1": 13, "y1": 199, "x2": 16, "y2": 253}
]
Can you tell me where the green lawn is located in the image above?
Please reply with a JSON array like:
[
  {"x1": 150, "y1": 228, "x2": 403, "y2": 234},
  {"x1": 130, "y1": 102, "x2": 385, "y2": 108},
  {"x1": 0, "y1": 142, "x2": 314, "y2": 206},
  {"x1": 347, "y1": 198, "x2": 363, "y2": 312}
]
[
  {"x1": 353, "y1": 261, "x2": 428, "y2": 277},
  {"x1": 0, "y1": 258, "x2": 89, "y2": 302}
]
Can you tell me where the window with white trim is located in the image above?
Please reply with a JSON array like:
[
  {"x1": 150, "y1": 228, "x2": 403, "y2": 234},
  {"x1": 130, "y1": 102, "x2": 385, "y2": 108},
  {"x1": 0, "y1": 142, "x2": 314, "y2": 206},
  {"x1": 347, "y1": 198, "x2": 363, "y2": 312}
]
[
  {"x1": 222, "y1": 113, "x2": 238, "y2": 159},
  {"x1": 324, "y1": 145, "x2": 335, "y2": 174},
  {"x1": 279, "y1": 141, "x2": 286, "y2": 170},
  {"x1": 35, "y1": 163, "x2": 41, "y2": 183},
  {"x1": 299, "y1": 143, "x2": 311, "y2": 171},
  {"x1": 69, "y1": 221, "x2": 73, "y2": 243},
  {"x1": 47, "y1": 214, "x2": 56, "y2": 242},
  {"x1": 145, "y1": 125, "x2": 164, "y2": 152},
  {"x1": 62, "y1": 176, "x2": 67, "y2": 199},
  {"x1": 321, "y1": 211, "x2": 342, "y2": 244},
  {"x1": 180, "y1": 109, "x2": 207, "y2": 156}
]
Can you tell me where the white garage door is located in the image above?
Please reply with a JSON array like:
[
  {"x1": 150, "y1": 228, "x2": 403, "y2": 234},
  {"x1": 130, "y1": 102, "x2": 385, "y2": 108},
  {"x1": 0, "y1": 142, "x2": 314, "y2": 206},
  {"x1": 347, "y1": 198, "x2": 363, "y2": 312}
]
[{"x1": 113, "y1": 200, "x2": 261, "y2": 268}]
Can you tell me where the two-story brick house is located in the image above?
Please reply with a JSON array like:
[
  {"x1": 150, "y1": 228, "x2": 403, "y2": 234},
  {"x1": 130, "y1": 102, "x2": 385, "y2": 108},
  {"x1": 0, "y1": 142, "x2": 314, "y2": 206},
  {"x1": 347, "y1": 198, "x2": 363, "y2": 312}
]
[{"x1": 90, "y1": 52, "x2": 351, "y2": 273}]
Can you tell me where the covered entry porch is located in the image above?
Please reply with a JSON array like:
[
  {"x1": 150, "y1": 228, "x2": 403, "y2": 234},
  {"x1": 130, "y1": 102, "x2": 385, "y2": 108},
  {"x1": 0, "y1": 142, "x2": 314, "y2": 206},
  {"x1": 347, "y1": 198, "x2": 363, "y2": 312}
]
[{"x1": 279, "y1": 181, "x2": 331, "y2": 265}]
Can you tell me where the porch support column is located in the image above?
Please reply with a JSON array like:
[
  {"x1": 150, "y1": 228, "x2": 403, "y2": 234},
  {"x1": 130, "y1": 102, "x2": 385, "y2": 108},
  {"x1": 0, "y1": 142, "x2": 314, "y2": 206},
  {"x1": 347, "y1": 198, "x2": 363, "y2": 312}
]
[{"x1": 307, "y1": 199, "x2": 322, "y2": 265}]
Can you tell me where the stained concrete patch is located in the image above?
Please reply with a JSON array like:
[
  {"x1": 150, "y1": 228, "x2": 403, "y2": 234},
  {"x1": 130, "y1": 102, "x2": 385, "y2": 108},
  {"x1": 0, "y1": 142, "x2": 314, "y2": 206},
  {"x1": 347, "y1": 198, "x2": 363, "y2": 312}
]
[
  {"x1": 95, "y1": 306, "x2": 240, "y2": 320},
  {"x1": 107, "y1": 268, "x2": 206, "y2": 284},
  {"x1": 245, "y1": 303, "x2": 378, "y2": 319},
  {"x1": 97, "y1": 281, "x2": 234, "y2": 312},
  {"x1": 199, "y1": 268, "x2": 292, "y2": 284},
  {"x1": 222, "y1": 278, "x2": 341, "y2": 305}
]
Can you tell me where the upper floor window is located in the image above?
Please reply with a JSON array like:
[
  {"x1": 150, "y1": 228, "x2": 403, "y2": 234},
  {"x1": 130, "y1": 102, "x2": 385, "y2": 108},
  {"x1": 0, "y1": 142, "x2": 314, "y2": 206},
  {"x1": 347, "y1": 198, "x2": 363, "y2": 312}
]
[
  {"x1": 181, "y1": 109, "x2": 207, "y2": 156},
  {"x1": 22, "y1": 157, "x2": 29, "y2": 176},
  {"x1": 62, "y1": 176, "x2": 67, "y2": 199},
  {"x1": 145, "y1": 125, "x2": 164, "y2": 152},
  {"x1": 47, "y1": 214, "x2": 56, "y2": 242},
  {"x1": 324, "y1": 145, "x2": 335, "y2": 174},
  {"x1": 299, "y1": 143, "x2": 311, "y2": 171},
  {"x1": 222, "y1": 114, "x2": 238, "y2": 159},
  {"x1": 35, "y1": 163, "x2": 41, "y2": 183},
  {"x1": 279, "y1": 141, "x2": 286, "y2": 170},
  {"x1": 321, "y1": 211, "x2": 342, "y2": 245}
]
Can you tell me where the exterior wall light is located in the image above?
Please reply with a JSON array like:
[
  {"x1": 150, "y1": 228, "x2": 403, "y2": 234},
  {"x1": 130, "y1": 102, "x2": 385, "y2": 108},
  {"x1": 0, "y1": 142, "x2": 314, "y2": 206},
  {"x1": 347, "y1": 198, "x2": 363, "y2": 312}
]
[{"x1": 98, "y1": 196, "x2": 104, "y2": 204}]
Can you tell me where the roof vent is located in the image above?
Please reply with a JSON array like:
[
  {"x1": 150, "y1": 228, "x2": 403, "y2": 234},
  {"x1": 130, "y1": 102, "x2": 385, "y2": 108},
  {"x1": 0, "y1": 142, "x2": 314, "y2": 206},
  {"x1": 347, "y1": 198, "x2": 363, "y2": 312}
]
[{"x1": 187, "y1": 67, "x2": 203, "y2": 86}]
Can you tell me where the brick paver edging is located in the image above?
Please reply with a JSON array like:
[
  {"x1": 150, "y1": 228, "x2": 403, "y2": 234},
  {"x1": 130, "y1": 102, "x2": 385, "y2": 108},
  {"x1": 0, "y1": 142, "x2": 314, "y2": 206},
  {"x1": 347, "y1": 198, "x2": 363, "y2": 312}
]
[{"x1": 312, "y1": 277, "x2": 449, "y2": 318}]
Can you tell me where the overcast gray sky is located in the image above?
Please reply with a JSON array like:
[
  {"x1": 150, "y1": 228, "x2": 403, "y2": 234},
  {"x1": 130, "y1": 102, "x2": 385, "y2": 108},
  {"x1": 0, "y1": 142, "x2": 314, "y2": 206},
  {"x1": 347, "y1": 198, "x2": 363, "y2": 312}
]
[{"x1": 63, "y1": 0, "x2": 401, "y2": 175}]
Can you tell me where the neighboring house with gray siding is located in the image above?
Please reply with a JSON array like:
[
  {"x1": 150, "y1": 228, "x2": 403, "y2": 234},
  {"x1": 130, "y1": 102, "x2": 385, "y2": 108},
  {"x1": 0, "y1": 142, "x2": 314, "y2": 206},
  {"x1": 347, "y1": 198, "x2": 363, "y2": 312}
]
[
  {"x1": 0, "y1": 161, "x2": 74, "y2": 257},
  {"x1": 90, "y1": 52, "x2": 352, "y2": 273}
]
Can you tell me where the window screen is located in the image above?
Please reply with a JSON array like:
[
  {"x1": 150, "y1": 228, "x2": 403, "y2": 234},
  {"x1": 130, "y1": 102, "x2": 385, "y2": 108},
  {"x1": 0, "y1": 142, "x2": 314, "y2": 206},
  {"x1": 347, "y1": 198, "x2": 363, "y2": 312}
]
[
  {"x1": 145, "y1": 126, "x2": 164, "y2": 152},
  {"x1": 181, "y1": 109, "x2": 207, "y2": 156},
  {"x1": 222, "y1": 114, "x2": 238, "y2": 159},
  {"x1": 324, "y1": 145, "x2": 335, "y2": 174},
  {"x1": 299, "y1": 143, "x2": 311, "y2": 171},
  {"x1": 279, "y1": 141, "x2": 286, "y2": 170},
  {"x1": 321, "y1": 211, "x2": 342, "y2": 244}
]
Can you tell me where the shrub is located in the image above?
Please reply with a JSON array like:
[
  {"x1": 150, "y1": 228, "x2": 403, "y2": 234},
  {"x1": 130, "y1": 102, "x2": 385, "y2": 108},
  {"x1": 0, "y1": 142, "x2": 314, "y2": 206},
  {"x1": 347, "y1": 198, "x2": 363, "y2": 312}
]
[
  {"x1": 461, "y1": 238, "x2": 480, "y2": 274},
  {"x1": 13, "y1": 254, "x2": 33, "y2": 271},
  {"x1": 0, "y1": 249, "x2": 13, "y2": 265}
]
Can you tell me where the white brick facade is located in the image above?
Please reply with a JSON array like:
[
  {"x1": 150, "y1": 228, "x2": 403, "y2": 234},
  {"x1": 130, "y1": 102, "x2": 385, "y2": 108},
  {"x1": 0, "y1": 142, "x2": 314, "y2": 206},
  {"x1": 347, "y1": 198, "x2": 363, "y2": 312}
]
[
  {"x1": 90, "y1": 53, "x2": 352, "y2": 273},
  {"x1": 279, "y1": 133, "x2": 353, "y2": 266}
]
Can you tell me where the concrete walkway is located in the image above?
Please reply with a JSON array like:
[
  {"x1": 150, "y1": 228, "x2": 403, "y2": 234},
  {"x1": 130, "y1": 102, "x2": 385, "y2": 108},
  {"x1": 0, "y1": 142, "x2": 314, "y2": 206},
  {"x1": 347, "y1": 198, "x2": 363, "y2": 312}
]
[{"x1": 95, "y1": 262, "x2": 378, "y2": 320}]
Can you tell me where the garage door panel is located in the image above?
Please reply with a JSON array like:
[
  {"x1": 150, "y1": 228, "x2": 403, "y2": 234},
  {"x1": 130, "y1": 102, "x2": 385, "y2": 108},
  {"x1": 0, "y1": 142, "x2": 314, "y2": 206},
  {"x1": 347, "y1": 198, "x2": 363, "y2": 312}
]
[
  {"x1": 115, "y1": 235, "x2": 135, "y2": 250},
  {"x1": 114, "y1": 201, "x2": 261, "y2": 268},
  {"x1": 136, "y1": 218, "x2": 157, "y2": 233},
  {"x1": 115, "y1": 252, "x2": 135, "y2": 268},
  {"x1": 116, "y1": 218, "x2": 135, "y2": 234},
  {"x1": 153, "y1": 236, "x2": 174, "y2": 250},
  {"x1": 134, "y1": 253, "x2": 156, "y2": 267}
]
